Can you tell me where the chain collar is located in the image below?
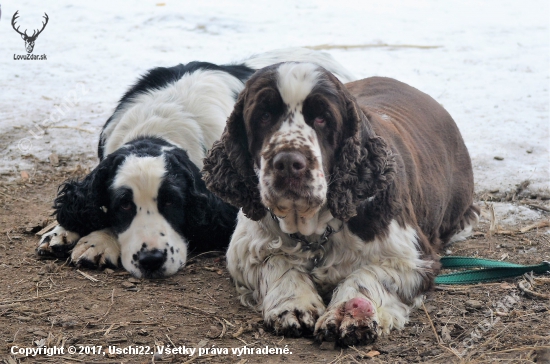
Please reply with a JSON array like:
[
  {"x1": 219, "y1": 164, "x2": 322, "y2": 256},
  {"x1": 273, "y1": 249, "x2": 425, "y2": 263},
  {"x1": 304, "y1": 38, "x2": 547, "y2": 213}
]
[{"x1": 268, "y1": 209, "x2": 343, "y2": 267}]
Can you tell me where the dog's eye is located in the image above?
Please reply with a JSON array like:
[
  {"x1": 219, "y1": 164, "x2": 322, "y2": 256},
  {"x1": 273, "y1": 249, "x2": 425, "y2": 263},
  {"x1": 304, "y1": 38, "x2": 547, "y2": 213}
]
[
  {"x1": 260, "y1": 112, "x2": 271, "y2": 123},
  {"x1": 120, "y1": 202, "x2": 133, "y2": 211},
  {"x1": 164, "y1": 201, "x2": 172, "y2": 207},
  {"x1": 314, "y1": 116, "x2": 325, "y2": 126}
]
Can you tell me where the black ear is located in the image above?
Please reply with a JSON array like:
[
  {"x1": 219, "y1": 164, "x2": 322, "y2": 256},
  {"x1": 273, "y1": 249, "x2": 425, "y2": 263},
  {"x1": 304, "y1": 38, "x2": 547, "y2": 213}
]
[
  {"x1": 327, "y1": 84, "x2": 395, "y2": 221},
  {"x1": 165, "y1": 150, "x2": 238, "y2": 246},
  {"x1": 165, "y1": 150, "x2": 221, "y2": 225},
  {"x1": 54, "y1": 154, "x2": 125, "y2": 236},
  {"x1": 202, "y1": 92, "x2": 267, "y2": 221}
]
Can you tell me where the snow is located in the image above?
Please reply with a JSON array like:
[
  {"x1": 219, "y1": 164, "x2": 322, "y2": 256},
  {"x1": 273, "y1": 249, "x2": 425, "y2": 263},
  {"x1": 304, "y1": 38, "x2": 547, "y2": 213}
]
[
  {"x1": 1, "y1": 1, "x2": 548, "y2": 208},
  {"x1": 477, "y1": 202, "x2": 544, "y2": 228}
]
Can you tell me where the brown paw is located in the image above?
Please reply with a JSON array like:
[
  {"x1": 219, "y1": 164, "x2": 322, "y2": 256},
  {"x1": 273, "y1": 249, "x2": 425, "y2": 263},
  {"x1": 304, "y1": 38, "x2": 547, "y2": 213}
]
[{"x1": 314, "y1": 297, "x2": 378, "y2": 347}]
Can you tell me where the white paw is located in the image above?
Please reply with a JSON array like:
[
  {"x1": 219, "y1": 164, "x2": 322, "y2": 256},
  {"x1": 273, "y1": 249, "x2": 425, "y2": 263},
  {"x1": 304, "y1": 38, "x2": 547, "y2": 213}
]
[
  {"x1": 314, "y1": 297, "x2": 379, "y2": 346},
  {"x1": 264, "y1": 293, "x2": 325, "y2": 337},
  {"x1": 37, "y1": 225, "x2": 80, "y2": 258},
  {"x1": 71, "y1": 229, "x2": 120, "y2": 269}
]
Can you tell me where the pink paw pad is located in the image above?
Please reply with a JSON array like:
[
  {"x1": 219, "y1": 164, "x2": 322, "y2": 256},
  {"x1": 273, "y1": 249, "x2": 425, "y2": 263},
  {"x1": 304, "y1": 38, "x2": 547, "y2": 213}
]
[{"x1": 344, "y1": 297, "x2": 375, "y2": 319}]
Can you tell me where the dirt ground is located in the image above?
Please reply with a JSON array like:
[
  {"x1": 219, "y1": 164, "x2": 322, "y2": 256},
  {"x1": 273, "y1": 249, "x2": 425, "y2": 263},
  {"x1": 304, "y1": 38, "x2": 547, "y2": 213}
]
[{"x1": 0, "y1": 160, "x2": 549, "y2": 364}]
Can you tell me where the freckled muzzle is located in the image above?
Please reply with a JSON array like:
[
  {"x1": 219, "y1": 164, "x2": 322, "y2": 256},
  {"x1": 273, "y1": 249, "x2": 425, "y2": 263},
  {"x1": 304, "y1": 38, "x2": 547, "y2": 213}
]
[
  {"x1": 271, "y1": 149, "x2": 312, "y2": 192},
  {"x1": 261, "y1": 146, "x2": 326, "y2": 221}
]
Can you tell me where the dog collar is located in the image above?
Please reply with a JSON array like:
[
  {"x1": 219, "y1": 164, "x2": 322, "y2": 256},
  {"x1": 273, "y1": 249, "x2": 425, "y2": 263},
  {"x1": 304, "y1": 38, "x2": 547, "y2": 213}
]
[{"x1": 268, "y1": 209, "x2": 343, "y2": 267}]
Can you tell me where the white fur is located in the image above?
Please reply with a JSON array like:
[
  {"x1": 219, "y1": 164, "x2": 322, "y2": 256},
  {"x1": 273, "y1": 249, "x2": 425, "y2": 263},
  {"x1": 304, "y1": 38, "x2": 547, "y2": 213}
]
[
  {"x1": 226, "y1": 209, "x2": 432, "y2": 336},
  {"x1": 277, "y1": 62, "x2": 320, "y2": 106},
  {"x1": 259, "y1": 63, "x2": 328, "y2": 236},
  {"x1": 450, "y1": 211, "x2": 480, "y2": 243},
  {"x1": 242, "y1": 47, "x2": 356, "y2": 84},
  {"x1": 113, "y1": 155, "x2": 187, "y2": 278},
  {"x1": 71, "y1": 229, "x2": 120, "y2": 267},
  {"x1": 38, "y1": 225, "x2": 80, "y2": 253},
  {"x1": 103, "y1": 70, "x2": 244, "y2": 169}
]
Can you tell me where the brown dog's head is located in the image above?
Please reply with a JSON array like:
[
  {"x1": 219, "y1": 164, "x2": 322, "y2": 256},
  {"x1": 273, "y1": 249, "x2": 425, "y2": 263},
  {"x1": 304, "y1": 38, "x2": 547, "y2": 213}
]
[{"x1": 203, "y1": 62, "x2": 394, "y2": 235}]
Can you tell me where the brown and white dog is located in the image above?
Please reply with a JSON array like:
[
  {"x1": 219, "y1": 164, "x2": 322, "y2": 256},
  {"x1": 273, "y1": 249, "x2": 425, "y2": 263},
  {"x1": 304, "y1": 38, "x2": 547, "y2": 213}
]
[{"x1": 203, "y1": 62, "x2": 478, "y2": 346}]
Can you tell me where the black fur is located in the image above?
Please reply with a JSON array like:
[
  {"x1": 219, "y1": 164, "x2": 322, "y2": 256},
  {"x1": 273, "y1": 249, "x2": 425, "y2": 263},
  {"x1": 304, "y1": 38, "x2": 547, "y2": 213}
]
[
  {"x1": 55, "y1": 137, "x2": 238, "y2": 254},
  {"x1": 203, "y1": 92, "x2": 268, "y2": 221},
  {"x1": 161, "y1": 148, "x2": 238, "y2": 252}
]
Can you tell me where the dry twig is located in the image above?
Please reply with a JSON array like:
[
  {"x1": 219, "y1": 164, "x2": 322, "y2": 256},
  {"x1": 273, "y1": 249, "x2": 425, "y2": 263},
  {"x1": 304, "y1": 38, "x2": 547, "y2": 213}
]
[
  {"x1": 0, "y1": 288, "x2": 76, "y2": 305},
  {"x1": 518, "y1": 280, "x2": 550, "y2": 300},
  {"x1": 520, "y1": 220, "x2": 550, "y2": 233},
  {"x1": 36, "y1": 222, "x2": 58, "y2": 236},
  {"x1": 76, "y1": 269, "x2": 99, "y2": 282}
]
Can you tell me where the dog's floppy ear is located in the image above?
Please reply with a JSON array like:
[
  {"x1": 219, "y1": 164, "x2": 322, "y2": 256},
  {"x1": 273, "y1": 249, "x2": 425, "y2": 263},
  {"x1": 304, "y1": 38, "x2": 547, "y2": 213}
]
[
  {"x1": 54, "y1": 154, "x2": 125, "y2": 236},
  {"x1": 327, "y1": 83, "x2": 395, "y2": 221},
  {"x1": 202, "y1": 91, "x2": 267, "y2": 221},
  {"x1": 164, "y1": 149, "x2": 237, "y2": 231}
]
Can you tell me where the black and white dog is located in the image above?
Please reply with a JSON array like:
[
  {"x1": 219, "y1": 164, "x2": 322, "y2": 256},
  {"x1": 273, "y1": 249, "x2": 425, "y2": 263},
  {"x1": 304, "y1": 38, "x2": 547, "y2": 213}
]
[{"x1": 37, "y1": 49, "x2": 355, "y2": 279}]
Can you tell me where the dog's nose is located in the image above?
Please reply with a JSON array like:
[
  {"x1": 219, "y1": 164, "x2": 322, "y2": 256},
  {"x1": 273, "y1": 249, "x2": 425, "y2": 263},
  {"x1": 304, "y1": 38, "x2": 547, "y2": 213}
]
[
  {"x1": 138, "y1": 249, "x2": 166, "y2": 271},
  {"x1": 273, "y1": 151, "x2": 307, "y2": 177}
]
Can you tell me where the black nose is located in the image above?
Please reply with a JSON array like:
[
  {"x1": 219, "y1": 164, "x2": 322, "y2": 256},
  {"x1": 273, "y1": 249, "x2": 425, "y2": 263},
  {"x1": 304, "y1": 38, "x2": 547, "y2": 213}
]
[
  {"x1": 273, "y1": 151, "x2": 307, "y2": 178},
  {"x1": 138, "y1": 249, "x2": 166, "y2": 271}
]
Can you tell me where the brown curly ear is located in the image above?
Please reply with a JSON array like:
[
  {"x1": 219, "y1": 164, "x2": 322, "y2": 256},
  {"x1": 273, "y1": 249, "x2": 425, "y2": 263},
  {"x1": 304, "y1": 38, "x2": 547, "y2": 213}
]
[
  {"x1": 327, "y1": 87, "x2": 395, "y2": 221},
  {"x1": 202, "y1": 92, "x2": 267, "y2": 221}
]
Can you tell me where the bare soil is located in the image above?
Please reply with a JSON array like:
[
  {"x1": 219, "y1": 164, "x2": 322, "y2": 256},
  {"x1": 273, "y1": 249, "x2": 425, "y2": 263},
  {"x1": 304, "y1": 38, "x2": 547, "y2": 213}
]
[{"x1": 0, "y1": 161, "x2": 549, "y2": 364}]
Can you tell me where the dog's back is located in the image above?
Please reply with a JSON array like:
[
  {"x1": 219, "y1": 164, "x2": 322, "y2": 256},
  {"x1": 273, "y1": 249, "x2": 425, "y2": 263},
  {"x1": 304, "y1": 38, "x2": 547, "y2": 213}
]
[{"x1": 347, "y1": 77, "x2": 478, "y2": 247}]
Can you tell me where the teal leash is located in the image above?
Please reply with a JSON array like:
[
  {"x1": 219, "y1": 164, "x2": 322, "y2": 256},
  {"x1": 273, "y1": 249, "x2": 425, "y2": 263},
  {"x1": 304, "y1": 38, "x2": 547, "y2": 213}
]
[{"x1": 434, "y1": 256, "x2": 550, "y2": 285}]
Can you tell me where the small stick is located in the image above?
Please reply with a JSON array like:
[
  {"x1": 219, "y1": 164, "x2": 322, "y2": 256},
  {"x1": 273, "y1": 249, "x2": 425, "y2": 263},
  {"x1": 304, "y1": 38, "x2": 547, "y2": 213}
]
[
  {"x1": 519, "y1": 220, "x2": 550, "y2": 233},
  {"x1": 422, "y1": 302, "x2": 461, "y2": 359},
  {"x1": 525, "y1": 203, "x2": 550, "y2": 213},
  {"x1": 77, "y1": 269, "x2": 99, "y2": 282},
  {"x1": 104, "y1": 323, "x2": 116, "y2": 336},
  {"x1": 165, "y1": 333, "x2": 176, "y2": 347},
  {"x1": 0, "y1": 302, "x2": 21, "y2": 310},
  {"x1": 90, "y1": 288, "x2": 115, "y2": 323},
  {"x1": 215, "y1": 317, "x2": 227, "y2": 338},
  {"x1": 36, "y1": 222, "x2": 58, "y2": 236},
  {"x1": 232, "y1": 326, "x2": 244, "y2": 338},
  {"x1": 222, "y1": 318, "x2": 235, "y2": 327},
  {"x1": 101, "y1": 322, "x2": 158, "y2": 326},
  {"x1": 466, "y1": 325, "x2": 508, "y2": 360},
  {"x1": 422, "y1": 302, "x2": 440, "y2": 344},
  {"x1": 489, "y1": 345, "x2": 550, "y2": 354},
  {"x1": 178, "y1": 304, "x2": 216, "y2": 315},
  {"x1": 188, "y1": 250, "x2": 224, "y2": 260},
  {"x1": 328, "y1": 349, "x2": 344, "y2": 364},
  {"x1": 518, "y1": 280, "x2": 550, "y2": 300},
  {"x1": 236, "y1": 337, "x2": 250, "y2": 346},
  {"x1": 0, "y1": 288, "x2": 76, "y2": 305},
  {"x1": 49, "y1": 125, "x2": 94, "y2": 133},
  {"x1": 181, "y1": 354, "x2": 216, "y2": 364},
  {"x1": 58, "y1": 356, "x2": 85, "y2": 362}
]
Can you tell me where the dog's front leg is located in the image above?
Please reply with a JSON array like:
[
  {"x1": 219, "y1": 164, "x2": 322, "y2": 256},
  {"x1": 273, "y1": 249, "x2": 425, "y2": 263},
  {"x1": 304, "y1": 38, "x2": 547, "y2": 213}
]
[
  {"x1": 259, "y1": 255, "x2": 326, "y2": 336},
  {"x1": 314, "y1": 262, "x2": 431, "y2": 346},
  {"x1": 37, "y1": 225, "x2": 80, "y2": 258},
  {"x1": 70, "y1": 228, "x2": 120, "y2": 269},
  {"x1": 227, "y1": 214, "x2": 325, "y2": 337}
]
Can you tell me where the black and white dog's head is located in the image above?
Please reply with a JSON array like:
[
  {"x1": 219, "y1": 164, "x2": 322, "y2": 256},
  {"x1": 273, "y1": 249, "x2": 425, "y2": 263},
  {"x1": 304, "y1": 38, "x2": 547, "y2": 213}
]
[{"x1": 55, "y1": 137, "x2": 236, "y2": 278}]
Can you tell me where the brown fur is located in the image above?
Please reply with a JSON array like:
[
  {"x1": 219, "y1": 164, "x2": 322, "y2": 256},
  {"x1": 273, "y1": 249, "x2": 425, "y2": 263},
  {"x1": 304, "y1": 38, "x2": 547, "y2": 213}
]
[{"x1": 203, "y1": 67, "x2": 477, "y2": 262}]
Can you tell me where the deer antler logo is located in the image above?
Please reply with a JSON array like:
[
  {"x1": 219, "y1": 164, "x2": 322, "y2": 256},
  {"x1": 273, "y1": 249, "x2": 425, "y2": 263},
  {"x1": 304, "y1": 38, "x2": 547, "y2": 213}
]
[{"x1": 12, "y1": 11, "x2": 49, "y2": 54}]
